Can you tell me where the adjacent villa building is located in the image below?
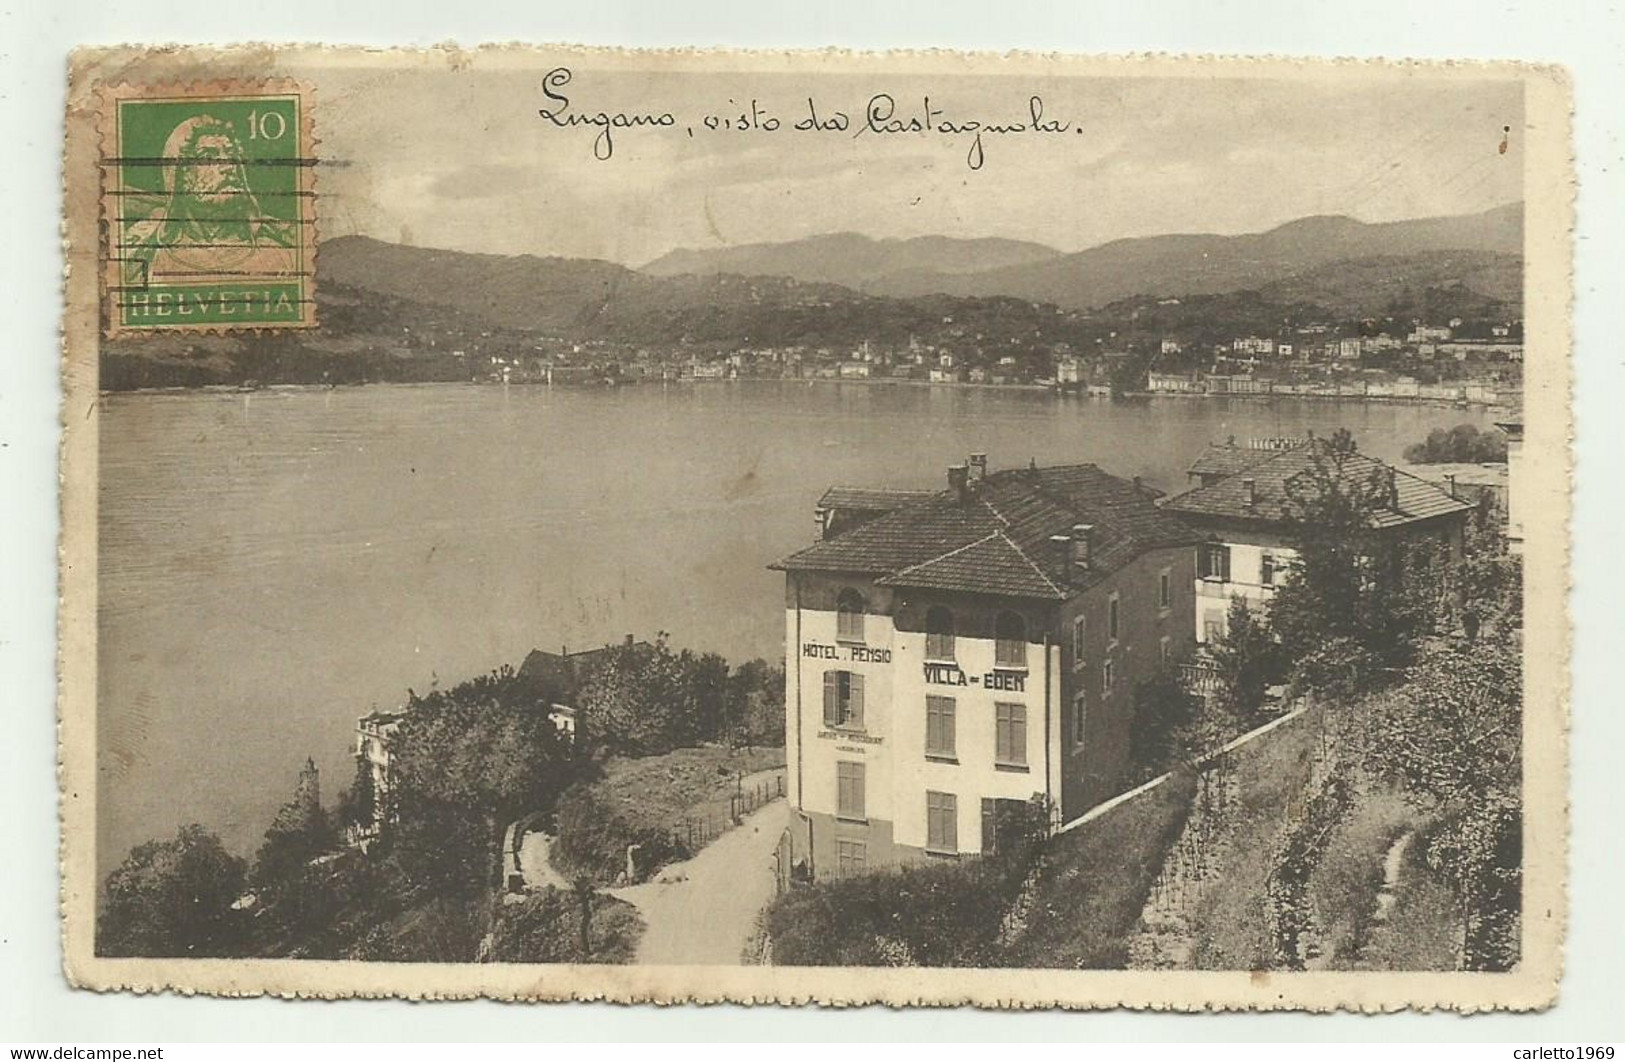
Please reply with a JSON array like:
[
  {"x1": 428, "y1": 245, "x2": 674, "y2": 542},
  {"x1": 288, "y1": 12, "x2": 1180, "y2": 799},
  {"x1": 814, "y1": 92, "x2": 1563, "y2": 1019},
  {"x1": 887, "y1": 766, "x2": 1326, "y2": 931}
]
[
  {"x1": 771, "y1": 454, "x2": 1202, "y2": 878},
  {"x1": 1162, "y1": 439, "x2": 1476, "y2": 647}
]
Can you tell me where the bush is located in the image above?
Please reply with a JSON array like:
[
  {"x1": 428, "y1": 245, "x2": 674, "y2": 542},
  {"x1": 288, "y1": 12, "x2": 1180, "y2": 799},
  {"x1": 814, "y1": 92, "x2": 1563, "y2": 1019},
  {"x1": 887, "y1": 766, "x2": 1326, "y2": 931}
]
[
  {"x1": 551, "y1": 784, "x2": 686, "y2": 885},
  {"x1": 381, "y1": 801, "x2": 496, "y2": 902},
  {"x1": 1209, "y1": 598, "x2": 1281, "y2": 724},
  {"x1": 1403, "y1": 424, "x2": 1508, "y2": 465},
  {"x1": 766, "y1": 858, "x2": 1019, "y2": 967},
  {"x1": 488, "y1": 887, "x2": 644, "y2": 964},
  {"x1": 99, "y1": 825, "x2": 248, "y2": 958},
  {"x1": 347, "y1": 896, "x2": 486, "y2": 963},
  {"x1": 249, "y1": 848, "x2": 394, "y2": 959},
  {"x1": 766, "y1": 797, "x2": 1050, "y2": 967},
  {"x1": 1128, "y1": 667, "x2": 1198, "y2": 775}
]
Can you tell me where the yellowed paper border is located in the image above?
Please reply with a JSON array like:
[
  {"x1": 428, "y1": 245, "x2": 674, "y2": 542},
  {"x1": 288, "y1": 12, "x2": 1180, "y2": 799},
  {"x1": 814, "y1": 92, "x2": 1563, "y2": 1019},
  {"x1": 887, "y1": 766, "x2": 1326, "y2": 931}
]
[{"x1": 59, "y1": 44, "x2": 1573, "y2": 1010}]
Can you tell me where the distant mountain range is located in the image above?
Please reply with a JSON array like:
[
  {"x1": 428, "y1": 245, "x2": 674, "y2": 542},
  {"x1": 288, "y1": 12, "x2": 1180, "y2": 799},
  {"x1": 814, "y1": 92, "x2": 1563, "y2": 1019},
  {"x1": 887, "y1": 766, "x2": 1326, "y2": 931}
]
[
  {"x1": 642, "y1": 233, "x2": 1062, "y2": 287},
  {"x1": 316, "y1": 202, "x2": 1521, "y2": 337},
  {"x1": 639, "y1": 202, "x2": 1523, "y2": 311},
  {"x1": 319, "y1": 237, "x2": 866, "y2": 337}
]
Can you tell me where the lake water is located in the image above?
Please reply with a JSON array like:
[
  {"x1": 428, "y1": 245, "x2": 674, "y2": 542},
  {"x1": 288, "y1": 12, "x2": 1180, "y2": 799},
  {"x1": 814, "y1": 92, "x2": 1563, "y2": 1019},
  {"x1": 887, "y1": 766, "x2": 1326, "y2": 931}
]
[{"x1": 97, "y1": 381, "x2": 1493, "y2": 870}]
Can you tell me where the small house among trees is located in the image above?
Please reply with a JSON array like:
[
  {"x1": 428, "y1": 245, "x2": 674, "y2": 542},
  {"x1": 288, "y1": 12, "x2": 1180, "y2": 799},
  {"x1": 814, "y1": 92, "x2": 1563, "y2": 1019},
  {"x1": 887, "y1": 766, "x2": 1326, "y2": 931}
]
[{"x1": 1161, "y1": 436, "x2": 1474, "y2": 648}]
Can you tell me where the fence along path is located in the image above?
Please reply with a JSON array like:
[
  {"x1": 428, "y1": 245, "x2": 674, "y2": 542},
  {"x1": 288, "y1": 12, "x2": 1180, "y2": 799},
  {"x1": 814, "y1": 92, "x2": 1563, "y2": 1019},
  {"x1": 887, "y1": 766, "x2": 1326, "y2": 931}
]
[{"x1": 670, "y1": 771, "x2": 787, "y2": 856}]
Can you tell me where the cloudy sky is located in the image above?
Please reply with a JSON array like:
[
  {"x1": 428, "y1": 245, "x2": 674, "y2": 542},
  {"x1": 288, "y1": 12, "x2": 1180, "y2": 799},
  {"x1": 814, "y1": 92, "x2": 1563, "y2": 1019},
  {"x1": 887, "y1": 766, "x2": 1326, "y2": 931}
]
[{"x1": 310, "y1": 59, "x2": 1524, "y2": 265}]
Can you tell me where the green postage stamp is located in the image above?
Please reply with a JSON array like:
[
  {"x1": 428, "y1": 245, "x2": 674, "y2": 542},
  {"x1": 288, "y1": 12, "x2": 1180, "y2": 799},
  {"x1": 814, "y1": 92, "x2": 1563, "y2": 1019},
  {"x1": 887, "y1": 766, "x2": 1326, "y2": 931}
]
[{"x1": 98, "y1": 81, "x2": 316, "y2": 336}]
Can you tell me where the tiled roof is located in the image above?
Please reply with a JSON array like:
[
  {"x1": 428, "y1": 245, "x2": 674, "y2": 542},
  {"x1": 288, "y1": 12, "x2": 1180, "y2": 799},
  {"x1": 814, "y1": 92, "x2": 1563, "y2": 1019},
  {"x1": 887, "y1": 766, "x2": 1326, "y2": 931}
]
[
  {"x1": 1163, "y1": 442, "x2": 1474, "y2": 529},
  {"x1": 817, "y1": 487, "x2": 935, "y2": 511},
  {"x1": 1394, "y1": 462, "x2": 1508, "y2": 489},
  {"x1": 774, "y1": 463, "x2": 1202, "y2": 600},
  {"x1": 878, "y1": 532, "x2": 1064, "y2": 599},
  {"x1": 1186, "y1": 444, "x2": 1294, "y2": 479}
]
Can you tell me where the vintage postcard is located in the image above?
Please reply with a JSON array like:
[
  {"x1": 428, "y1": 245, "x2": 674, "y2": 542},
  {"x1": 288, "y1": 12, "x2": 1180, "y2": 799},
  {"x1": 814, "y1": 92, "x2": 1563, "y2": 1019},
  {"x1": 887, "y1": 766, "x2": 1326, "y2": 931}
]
[{"x1": 59, "y1": 46, "x2": 1572, "y2": 1010}]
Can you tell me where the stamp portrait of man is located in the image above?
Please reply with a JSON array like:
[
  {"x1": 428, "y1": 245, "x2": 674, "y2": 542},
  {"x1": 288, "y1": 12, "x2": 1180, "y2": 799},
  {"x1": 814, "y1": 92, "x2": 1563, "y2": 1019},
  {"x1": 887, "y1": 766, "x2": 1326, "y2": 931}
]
[{"x1": 120, "y1": 113, "x2": 299, "y2": 287}]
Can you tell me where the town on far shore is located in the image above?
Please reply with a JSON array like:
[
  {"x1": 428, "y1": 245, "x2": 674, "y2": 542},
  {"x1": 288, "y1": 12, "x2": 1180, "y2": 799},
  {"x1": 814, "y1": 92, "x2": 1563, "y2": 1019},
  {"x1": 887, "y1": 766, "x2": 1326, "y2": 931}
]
[{"x1": 338, "y1": 310, "x2": 1525, "y2": 411}]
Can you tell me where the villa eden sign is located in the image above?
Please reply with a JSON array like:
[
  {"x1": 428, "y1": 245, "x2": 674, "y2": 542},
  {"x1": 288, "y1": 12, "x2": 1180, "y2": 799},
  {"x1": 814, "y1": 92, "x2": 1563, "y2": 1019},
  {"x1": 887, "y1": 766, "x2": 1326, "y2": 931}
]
[{"x1": 924, "y1": 663, "x2": 1028, "y2": 692}]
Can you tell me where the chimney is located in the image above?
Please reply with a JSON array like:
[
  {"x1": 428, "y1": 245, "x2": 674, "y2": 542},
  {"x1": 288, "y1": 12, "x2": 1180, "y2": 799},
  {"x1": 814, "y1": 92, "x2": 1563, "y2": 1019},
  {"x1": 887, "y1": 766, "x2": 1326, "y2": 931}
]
[
  {"x1": 968, "y1": 452, "x2": 988, "y2": 486},
  {"x1": 948, "y1": 463, "x2": 970, "y2": 502},
  {"x1": 1071, "y1": 523, "x2": 1094, "y2": 569},
  {"x1": 1444, "y1": 473, "x2": 1458, "y2": 499},
  {"x1": 1242, "y1": 478, "x2": 1256, "y2": 506}
]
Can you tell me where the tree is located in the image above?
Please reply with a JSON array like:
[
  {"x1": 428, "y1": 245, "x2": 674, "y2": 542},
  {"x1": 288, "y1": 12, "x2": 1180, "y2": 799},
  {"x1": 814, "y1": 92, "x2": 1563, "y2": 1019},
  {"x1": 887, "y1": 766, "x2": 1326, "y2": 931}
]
[
  {"x1": 99, "y1": 825, "x2": 246, "y2": 957},
  {"x1": 576, "y1": 634, "x2": 697, "y2": 756},
  {"x1": 550, "y1": 783, "x2": 683, "y2": 885},
  {"x1": 1267, "y1": 441, "x2": 1443, "y2": 693},
  {"x1": 249, "y1": 848, "x2": 391, "y2": 960},
  {"x1": 1208, "y1": 597, "x2": 1279, "y2": 723},
  {"x1": 386, "y1": 666, "x2": 577, "y2": 900},
  {"x1": 1362, "y1": 636, "x2": 1522, "y2": 970},
  {"x1": 253, "y1": 760, "x2": 336, "y2": 891},
  {"x1": 680, "y1": 650, "x2": 731, "y2": 746},
  {"x1": 1403, "y1": 423, "x2": 1508, "y2": 464},
  {"x1": 348, "y1": 896, "x2": 485, "y2": 963},
  {"x1": 333, "y1": 754, "x2": 376, "y2": 836},
  {"x1": 1128, "y1": 666, "x2": 1198, "y2": 773},
  {"x1": 1445, "y1": 498, "x2": 1521, "y2": 642},
  {"x1": 726, "y1": 658, "x2": 786, "y2": 749},
  {"x1": 383, "y1": 801, "x2": 492, "y2": 902},
  {"x1": 486, "y1": 886, "x2": 643, "y2": 964},
  {"x1": 1368, "y1": 641, "x2": 1520, "y2": 819},
  {"x1": 1108, "y1": 349, "x2": 1152, "y2": 397}
]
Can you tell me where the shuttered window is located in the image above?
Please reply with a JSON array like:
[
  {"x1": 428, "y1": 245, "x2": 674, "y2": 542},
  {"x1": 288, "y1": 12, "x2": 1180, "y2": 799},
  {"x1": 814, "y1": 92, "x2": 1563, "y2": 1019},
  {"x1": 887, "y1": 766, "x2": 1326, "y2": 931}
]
[
  {"x1": 821, "y1": 670, "x2": 865, "y2": 729},
  {"x1": 925, "y1": 606, "x2": 956, "y2": 661},
  {"x1": 1199, "y1": 544, "x2": 1232, "y2": 582},
  {"x1": 836, "y1": 761, "x2": 866, "y2": 820},
  {"x1": 836, "y1": 588, "x2": 866, "y2": 642},
  {"x1": 995, "y1": 611, "x2": 1027, "y2": 668},
  {"x1": 926, "y1": 791, "x2": 958, "y2": 853},
  {"x1": 995, "y1": 703, "x2": 1027, "y2": 767},
  {"x1": 925, "y1": 696, "x2": 956, "y2": 759}
]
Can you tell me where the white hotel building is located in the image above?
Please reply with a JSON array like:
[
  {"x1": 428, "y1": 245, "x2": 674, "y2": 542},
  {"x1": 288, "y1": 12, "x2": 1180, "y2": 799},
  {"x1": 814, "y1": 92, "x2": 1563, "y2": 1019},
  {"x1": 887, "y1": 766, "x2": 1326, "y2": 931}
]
[{"x1": 771, "y1": 456, "x2": 1201, "y2": 878}]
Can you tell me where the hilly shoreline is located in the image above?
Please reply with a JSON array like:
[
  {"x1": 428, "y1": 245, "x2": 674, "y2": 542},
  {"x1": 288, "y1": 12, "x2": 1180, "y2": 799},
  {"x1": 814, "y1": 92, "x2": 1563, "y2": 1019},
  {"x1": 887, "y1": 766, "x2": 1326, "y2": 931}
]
[{"x1": 100, "y1": 203, "x2": 1523, "y2": 391}]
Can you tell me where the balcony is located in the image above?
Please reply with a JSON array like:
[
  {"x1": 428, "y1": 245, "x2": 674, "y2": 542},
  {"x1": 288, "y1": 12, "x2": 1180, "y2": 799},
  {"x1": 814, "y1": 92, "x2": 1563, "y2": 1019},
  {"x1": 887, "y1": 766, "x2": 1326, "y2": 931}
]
[{"x1": 1179, "y1": 662, "x2": 1224, "y2": 698}]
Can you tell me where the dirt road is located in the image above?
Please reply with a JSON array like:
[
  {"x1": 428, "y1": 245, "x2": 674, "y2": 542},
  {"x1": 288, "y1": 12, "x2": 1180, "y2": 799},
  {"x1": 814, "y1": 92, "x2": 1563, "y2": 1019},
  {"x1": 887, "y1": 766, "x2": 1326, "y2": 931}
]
[
  {"x1": 516, "y1": 830, "x2": 570, "y2": 891},
  {"x1": 609, "y1": 799, "x2": 789, "y2": 965}
]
